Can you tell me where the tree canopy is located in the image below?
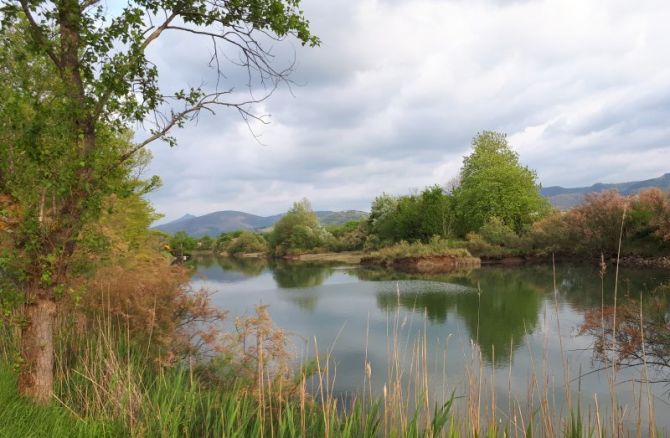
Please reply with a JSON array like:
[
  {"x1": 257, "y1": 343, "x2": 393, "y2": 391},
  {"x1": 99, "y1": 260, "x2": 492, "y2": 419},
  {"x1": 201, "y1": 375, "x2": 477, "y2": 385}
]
[
  {"x1": 269, "y1": 199, "x2": 332, "y2": 255},
  {"x1": 0, "y1": 0, "x2": 317, "y2": 403},
  {"x1": 453, "y1": 131, "x2": 550, "y2": 235}
]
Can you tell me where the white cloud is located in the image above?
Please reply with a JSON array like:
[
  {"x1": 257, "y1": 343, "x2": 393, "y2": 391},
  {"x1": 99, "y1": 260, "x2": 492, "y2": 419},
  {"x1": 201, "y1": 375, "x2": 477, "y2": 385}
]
[{"x1": 143, "y1": 0, "x2": 670, "y2": 220}]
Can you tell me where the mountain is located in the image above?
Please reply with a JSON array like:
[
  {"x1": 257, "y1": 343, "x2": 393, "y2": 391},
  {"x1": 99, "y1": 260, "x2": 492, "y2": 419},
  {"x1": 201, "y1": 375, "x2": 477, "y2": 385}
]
[
  {"x1": 541, "y1": 173, "x2": 670, "y2": 209},
  {"x1": 154, "y1": 210, "x2": 368, "y2": 237}
]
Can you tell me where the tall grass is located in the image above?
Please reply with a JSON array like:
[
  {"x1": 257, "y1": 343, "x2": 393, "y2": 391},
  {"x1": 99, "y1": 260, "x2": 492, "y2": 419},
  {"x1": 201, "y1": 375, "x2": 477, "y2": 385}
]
[
  {"x1": 1, "y1": 305, "x2": 664, "y2": 436},
  {"x1": 1, "y1": 260, "x2": 666, "y2": 435}
]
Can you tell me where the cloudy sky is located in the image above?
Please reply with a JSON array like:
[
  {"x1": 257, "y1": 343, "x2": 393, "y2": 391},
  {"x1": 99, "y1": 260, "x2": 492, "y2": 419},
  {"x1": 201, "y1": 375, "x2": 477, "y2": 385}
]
[{"x1": 140, "y1": 0, "x2": 670, "y2": 222}]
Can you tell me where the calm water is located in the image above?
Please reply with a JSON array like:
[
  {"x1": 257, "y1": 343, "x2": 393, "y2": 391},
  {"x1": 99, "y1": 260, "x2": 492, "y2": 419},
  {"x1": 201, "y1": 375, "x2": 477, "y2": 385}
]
[{"x1": 191, "y1": 256, "x2": 670, "y2": 431}]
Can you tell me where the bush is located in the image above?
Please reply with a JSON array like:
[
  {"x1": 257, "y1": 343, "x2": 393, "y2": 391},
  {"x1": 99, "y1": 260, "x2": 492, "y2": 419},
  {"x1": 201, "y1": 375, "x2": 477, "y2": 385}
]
[
  {"x1": 368, "y1": 236, "x2": 471, "y2": 262},
  {"x1": 479, "y1": 217, "x2": 519, "y2": 247},
  {"x1": 325, "y1": 220, "x2": 367, "y2": 251},
  {"x1": 226, "y1": 232, "x2": 268, "y2": 256},
  {"x1": 525, "y1": 211, "x2": 576, "y2": 255},
  {"x1": 269, "y1": 200, "x2": 333, "y2": 256}
]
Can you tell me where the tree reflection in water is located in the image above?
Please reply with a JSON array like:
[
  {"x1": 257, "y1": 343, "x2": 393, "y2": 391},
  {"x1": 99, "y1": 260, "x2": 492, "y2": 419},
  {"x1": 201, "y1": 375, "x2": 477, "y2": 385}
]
[{"x1": 373, "y1": 268, "x2": 544, "y2": 365}]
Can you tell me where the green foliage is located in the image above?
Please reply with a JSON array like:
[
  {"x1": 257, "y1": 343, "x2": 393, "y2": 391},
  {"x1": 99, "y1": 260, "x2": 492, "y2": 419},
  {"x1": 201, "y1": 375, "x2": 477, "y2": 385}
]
[
  {"x1": 366, "y1": 237, "x2": 471, "y2": 263},
  {"x1": 478, "y1": 216, "x2": 519, "y2": 247},
  {"x1": 169, "y1": 231, "x2": 196, "y2": 255},
  {"x1": 325, "y1": 220, "x2": 367, "y2": 251},
  {"x1": 453, "y1": 131, "x2": 550, "y2": 235},
  {"x1": 197, "y1": 235, "x2": 214, "y2": 251},
  {"x1": 214, "y1": 230, "x2": 243, "y2": 253},
  {"x1": 269, "y1": 199, "x2": 333, "y2": 256},
  {"x1": 367, "y1": 186, "x2": 453, "y2": 247},
  {"x1": 367, "y1": 193, "x2": 400, "y2": 246},
  {"x1": 226, "y1": 231, "x2": 268, "y2": 256}
]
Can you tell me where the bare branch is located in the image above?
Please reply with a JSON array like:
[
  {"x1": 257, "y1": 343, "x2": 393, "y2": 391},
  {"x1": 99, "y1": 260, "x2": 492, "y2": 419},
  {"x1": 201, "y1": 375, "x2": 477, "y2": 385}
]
[{"x1": 118, "y1": 90, "x2": 270, "y2": 165}]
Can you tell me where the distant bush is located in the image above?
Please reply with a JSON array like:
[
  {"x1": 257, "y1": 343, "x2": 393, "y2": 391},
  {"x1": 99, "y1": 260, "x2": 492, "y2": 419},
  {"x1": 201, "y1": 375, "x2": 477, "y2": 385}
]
[
  {"x1": 525, "y1": 211, "x2": 577, "y2": 256},
  {"x1": 269, "y1": 199, "x2": 334, "y2": 256},
  {"x1": 522, "y1": 189, "x2": 670, "y2": 257},
  {"x1": 169, "y1": 231, "x2": 196, "y2": 255},
  {"x1": 479, "y1": 217, "x2": 519, "y2": 247},
  {"x1": 368, "y1": 236, "x2": 471, "y2": 262},
  {"x1": 214, "y1": 231, "x2": 243, "y2": 253},
  {"x1": 226, "y1": 232, "x2": 268, "y2": 256},
  {"x1": 325, "y1": 220, "x2": 367, "y2": 251}
]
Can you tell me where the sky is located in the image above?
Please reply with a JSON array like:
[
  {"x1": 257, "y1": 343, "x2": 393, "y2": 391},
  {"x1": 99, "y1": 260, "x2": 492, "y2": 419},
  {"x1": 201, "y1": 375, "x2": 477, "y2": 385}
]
[{"x1": 139, "y1": 0, "x2": 670, "y2": 222}]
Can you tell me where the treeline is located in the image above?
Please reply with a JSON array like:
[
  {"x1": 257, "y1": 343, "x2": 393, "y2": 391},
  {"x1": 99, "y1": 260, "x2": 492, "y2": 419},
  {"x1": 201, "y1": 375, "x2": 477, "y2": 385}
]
[{"x1": 169, "y1": 130, "x2": 670, "y2": 260}]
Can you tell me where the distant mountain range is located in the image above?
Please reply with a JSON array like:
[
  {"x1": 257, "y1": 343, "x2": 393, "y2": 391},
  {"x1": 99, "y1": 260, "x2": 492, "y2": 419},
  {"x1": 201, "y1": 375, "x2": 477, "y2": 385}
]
[
  {"x1": 153, "y1": 210, "x2": 368, "y2": 237},
  {"x1": 541, "y1": 173, "x2": 670, "y2": 209}
]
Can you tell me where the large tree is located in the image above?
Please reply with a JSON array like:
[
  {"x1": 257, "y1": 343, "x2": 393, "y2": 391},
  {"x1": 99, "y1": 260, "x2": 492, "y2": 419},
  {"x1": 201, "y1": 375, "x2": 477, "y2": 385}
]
[
  {"x1": 0, "y1": 0, "x2": 317, "y2": 403},
  {"x1": 453, "y1": 131, "x2": 550, "y2": 235}
]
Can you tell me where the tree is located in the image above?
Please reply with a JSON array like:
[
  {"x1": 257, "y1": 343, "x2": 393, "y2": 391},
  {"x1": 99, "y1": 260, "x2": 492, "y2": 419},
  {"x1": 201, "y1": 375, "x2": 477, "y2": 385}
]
[
  {"x1": 367, "y1": 193, "x2": 400, "y2": 246},
  {"x1": 226, "y1": 231, "x2": 267, "y2": 255},
  {"x1": 0, "y1": 0, "x2": 317, "y2": 403},
  {"x1": 453, "y1": 131, "x2": 550, "y2": 235},
  {"x1": 169, "y1": 231, "x2": 196, "y2": 256},
  {"x1": 269, "y1": 199, "x2": 331, "y2": 255}
]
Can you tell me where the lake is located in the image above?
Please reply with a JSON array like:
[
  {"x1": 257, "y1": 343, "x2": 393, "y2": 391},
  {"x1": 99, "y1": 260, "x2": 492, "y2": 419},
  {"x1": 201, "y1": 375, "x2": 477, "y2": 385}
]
[{"x1": 191, "y1": 256, "x2": 670, "y2": 432}]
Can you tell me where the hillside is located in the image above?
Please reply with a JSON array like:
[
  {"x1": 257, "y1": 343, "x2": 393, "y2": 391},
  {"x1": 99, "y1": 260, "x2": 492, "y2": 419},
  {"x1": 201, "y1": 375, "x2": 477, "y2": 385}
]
[
  {"x1": 154, "y1": 210, "x2": 368, "y2": 237},
  {"x1": 541, "y1": 173, "x2": 670, "y2": 209}
]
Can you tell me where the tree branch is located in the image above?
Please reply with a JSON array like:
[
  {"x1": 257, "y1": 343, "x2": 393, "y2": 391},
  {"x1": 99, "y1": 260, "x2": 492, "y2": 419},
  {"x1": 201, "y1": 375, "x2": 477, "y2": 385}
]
[
  {"x1": 117, "y1": 90, "x2": 269, "y2": 165},
  {"x1": 93, "y1": 11, "x2": 179, "y2": 121},
  {"x1": 18, "y1": 0, "x2": 62, "y2": 70}
]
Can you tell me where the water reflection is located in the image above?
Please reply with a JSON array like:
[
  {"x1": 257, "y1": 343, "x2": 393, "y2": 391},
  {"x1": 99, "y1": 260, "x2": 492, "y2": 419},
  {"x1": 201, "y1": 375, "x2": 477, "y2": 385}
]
[
  {"x1": 373, "y1": 269, "x2": 543, "y2": 364},
  {"x1": 193, "y1": 257, "x2": 670, "y2": 368},
  {"x1": 192, "y1": 255, "x2": 268, "y2": 283},
  {"x1": 271, "y1": 262, "x2": 336, "y2": 288},
  {"x1": 217, "y1": 257, "x2": 267, "y2": 276}
]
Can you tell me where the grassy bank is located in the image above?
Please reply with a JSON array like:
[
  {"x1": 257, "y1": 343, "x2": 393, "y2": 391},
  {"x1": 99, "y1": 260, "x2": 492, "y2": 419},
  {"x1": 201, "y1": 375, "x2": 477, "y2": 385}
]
[{"x1": 2, "y1": 294, "x2": 664, "y2": 437}]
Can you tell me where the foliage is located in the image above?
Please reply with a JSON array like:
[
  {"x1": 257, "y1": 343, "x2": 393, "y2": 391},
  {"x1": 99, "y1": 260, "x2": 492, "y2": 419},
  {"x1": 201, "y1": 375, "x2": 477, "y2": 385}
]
[
  {"x1": 366, "y1": 237, "x2": 471, "y2": 263},
  {"x1": 452, "y1": 131, "x2": 550, "y2": 235},
  {"x1": 367, "y1": 193, "x2": 400, "y2": 246},
  {"x1": 478, "y1": 216, "x2": 519, "y2": 247},
  {"x1": 525, "y1": 211, "x2": 578, "y2": 256},
  {"x1": 569, "y1": 190, "x2": 630, "y2": 255},
  {"x1": 524, "y1": 189, "x2": 670, "y2": 257},
  {"x1": 214, "y1": 230, "x2": 243, "y2": 253},
  {"x1": 226, "y1": 231, "x2": 268, "y2": 256},
  {"x1": 197, "y1": 235, "x2": 214, "y2": 251},
  {"x1": 325, "y1": 220, "x2": 367, "y2": 251},
  {"x1": 269, "y1": 199, "x2": 333, "y2": 256},
  {"x1": 169, "y1": 231, "x2": 197, "y2": 256},
  {"x1": 367, "y1": 186, "x2": 453, "y2": 247},
  {"x1": 0, "y1": 0, "x2": 318, "y2": 401}
]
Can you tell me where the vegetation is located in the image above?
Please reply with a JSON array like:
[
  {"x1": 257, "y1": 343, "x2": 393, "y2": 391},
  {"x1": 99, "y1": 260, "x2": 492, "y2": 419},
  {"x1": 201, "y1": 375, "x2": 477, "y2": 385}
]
[
  {"x1": 365, "y1": 237, "x2": 471, "y2": 263},
  {"x1": 225, "y1": 231, "x2": 268, "y2": 256},
  {"x1": 452, "y1": 131, "x2": 551, "y2": 234},
  {"x1": 162, "y1": 135, "x2": 670, "y2": 264},
  {"x1": 0, "y1": 0, "x2": 318, "y2": 403},
  {"x1": 2, "y1": 0, "x2": 666, "y2": 431},
  {"x1": 269, "y1": 199, "x2": 335, "y2": 256}
]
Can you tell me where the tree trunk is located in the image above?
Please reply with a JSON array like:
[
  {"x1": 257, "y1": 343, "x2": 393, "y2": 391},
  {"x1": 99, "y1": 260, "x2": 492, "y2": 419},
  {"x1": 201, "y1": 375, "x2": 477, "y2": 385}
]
[{"x1": 18, "y1": 298, "x2": 56, "y2": 405}]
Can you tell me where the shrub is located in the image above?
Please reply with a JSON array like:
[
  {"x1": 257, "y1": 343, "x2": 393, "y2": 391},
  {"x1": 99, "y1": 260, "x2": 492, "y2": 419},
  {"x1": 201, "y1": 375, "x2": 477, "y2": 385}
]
[
  {"x1": 526, "y1": 211, "x2": 577, "y2": 255},
  {"x1": 226, "y1": 232, "x2": 268, "y2": 256},
  {"x1": 368, "y1": 236, "x2": 471, "y2": 262},
  {"x1": 479, "y1": 217, "x2": 519, "y2": 247},
  {"x1": 269, "y1": 200, "x2": 333, "y2": 256}
]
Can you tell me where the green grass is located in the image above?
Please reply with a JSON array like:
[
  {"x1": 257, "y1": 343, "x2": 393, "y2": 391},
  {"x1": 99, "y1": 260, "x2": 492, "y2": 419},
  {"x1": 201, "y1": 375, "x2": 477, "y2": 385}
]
[{"x1": 0, "y1": 365, "x2": 121, "y2": 438}]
